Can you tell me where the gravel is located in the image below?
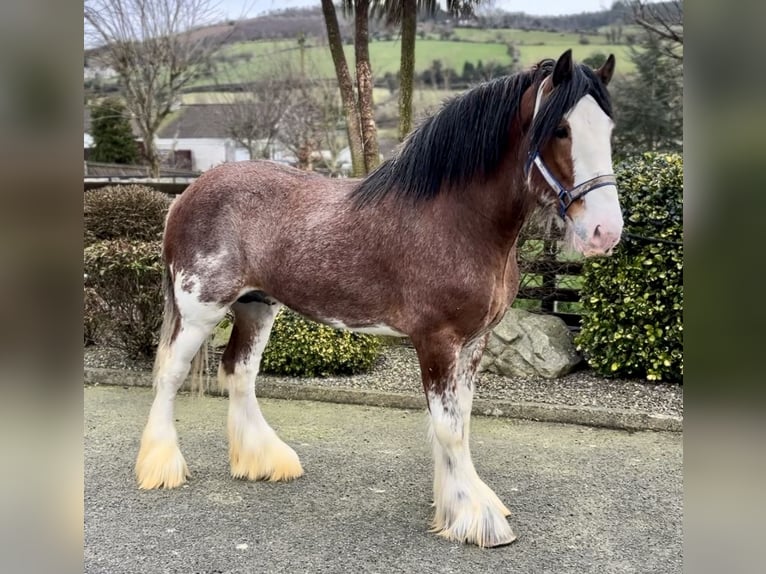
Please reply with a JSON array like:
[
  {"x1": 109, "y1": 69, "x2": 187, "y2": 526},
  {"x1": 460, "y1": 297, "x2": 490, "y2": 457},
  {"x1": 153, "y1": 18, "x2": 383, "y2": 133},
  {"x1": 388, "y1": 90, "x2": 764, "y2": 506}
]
[{"x1": 84, "y1": 343, "x2": 683, "y2": 419}]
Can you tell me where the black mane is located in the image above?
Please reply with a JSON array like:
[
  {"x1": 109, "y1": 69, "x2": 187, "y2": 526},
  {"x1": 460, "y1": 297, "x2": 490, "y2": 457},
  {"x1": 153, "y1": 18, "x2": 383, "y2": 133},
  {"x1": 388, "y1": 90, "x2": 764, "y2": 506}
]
[{"x1": 350, "y1": 59, "x2": 613, "y2": 207}]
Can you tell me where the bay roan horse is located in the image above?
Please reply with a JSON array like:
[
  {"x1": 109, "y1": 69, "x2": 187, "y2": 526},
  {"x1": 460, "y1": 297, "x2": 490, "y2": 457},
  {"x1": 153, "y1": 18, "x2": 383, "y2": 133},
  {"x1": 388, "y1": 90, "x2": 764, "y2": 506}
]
[{"x1": 136, "y1": 49, "x2": 622, "y2": 548}]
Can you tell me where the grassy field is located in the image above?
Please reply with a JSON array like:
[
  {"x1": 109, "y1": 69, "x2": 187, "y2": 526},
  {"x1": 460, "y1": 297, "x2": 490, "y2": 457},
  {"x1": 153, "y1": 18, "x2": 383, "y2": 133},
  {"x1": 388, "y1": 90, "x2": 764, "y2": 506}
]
[
  {"x1": 178, "y1": 27, "x2": 638, "y2": 142},
  {"x1": 197, "y1": 28, "x2": 636, "y2": 88},
  {"x1": 451, "y1": 27, "x2": 599, "y2": 45},
  {"x1": 372, "y1": 86, "x2": 465, "y2": 123},
  {"x1": 515, "y1": 44, "x2": 633, "y2": 68},
  {"x1": 209, "y1": 39, "x2": 511, "y2": 85},
  {"x1": 452, "y1": 25, "x2": 644, "y2": 46}
]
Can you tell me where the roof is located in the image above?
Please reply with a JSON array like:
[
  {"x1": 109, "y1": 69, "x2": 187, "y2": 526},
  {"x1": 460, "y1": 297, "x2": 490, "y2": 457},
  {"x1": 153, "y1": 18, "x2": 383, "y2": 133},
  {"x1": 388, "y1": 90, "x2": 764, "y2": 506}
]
[{"x1": 157, "y1": 104, "x2": 234, "y2": 139}]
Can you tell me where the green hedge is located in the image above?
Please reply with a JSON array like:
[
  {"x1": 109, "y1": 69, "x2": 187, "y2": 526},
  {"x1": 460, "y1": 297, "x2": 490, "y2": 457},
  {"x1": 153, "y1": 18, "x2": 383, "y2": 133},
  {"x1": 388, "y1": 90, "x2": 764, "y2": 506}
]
[
  {"x1": 82, "y1": 184, "x2": 381, "y2": 374},
  {"x1": 576, "y1": 153, "x2": 683, "y2": 382},
  {"x1": 261, "y1": 309, "x2": 381, "y2": 377},
  {"x1": 84, "y1": 240, "x2": 164, "y2": 358},
  {"x1": 84, "y1": 184, "x2": 170, "y2": 245},
  {"x1": 84, "y1": 286, "x2": 104, "y2": 346}
]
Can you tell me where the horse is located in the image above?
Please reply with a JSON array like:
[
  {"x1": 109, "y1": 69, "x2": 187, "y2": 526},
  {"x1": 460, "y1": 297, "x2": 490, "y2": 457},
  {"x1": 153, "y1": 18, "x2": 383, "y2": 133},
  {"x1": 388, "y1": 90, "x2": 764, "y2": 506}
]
[{"x1": 135, "y1": 49, "x2": 622, "y2": 548}]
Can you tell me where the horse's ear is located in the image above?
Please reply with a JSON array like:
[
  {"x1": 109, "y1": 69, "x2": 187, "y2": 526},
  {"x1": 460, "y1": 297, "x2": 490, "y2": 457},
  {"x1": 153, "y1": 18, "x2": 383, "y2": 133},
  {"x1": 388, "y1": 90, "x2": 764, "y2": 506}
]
[
  {"x1": 552, "y1": 49, "x2": 573, "y2": 86},
  {"x1": 597, "y1": 54, "x2": 616, "y2": 86}
]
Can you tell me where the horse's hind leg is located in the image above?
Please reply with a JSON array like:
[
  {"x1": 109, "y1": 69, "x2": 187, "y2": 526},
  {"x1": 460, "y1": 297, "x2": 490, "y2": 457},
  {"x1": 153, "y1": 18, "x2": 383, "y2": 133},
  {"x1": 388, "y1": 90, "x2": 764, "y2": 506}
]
[
  {"x1": 414, "y1": 333, "x2": 515, "y2": 548},
  {"x1": 219, "y1": 300, "x2": 303, "y2": 482},
  {"x1": 136, "y1": 285, "x2": 227, "y2": 489}
]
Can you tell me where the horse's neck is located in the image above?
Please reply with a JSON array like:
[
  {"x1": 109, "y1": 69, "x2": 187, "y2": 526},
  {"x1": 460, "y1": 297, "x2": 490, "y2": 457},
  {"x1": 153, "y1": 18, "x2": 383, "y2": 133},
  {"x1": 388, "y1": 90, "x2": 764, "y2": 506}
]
[{"x1": 454, "y1": 170, "x2": 533, "y2": 253}]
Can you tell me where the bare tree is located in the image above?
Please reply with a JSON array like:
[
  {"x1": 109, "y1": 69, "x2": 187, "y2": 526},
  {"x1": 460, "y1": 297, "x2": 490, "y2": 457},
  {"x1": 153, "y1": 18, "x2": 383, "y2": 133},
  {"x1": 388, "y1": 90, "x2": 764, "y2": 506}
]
[
  {"x1": 278, "y1": 70, "x2": 345, "y2": 173},
  {"x1": 216, "y1": 57, "x2": 296, "y2": 161},
  {"x1": 307, "y1": 78, "x2": 349, "y2": 175},
  {"x1": 631, "y1": 0, "x2": 683, "y2": 60},
  {"x1": 84, "y1": 0, "x2": 229, "y2": 176}
]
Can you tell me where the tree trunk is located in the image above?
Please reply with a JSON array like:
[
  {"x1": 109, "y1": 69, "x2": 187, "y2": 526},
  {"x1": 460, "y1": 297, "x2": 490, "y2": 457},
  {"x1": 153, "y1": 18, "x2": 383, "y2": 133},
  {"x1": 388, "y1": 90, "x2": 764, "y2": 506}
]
[
  {"x1": 354, "y1": 0, "x2": 380, "y2": 172},
  {"x1": 398, "y1": 0, "x2": 417, "y2": 142},
  {"x1": 321, "y1": 0, "x2": 365, "y2": 177},
  {"x1": 297, "y1": 143, "x2": 313, "y2": 171},
  {"x1": 138, "y1": 125, "x2": 161, "y2": 178}
]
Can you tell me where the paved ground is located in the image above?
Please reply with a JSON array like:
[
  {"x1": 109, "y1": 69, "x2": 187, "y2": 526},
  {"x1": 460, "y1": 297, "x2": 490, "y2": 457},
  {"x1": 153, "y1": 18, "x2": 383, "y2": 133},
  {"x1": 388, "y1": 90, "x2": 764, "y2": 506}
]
[
  {"x1": 85, "y1": 344, "x2": 684, "y2": 429},
  {"x1": 85, "y1": 386, "x2": 682, "y2": 574}
]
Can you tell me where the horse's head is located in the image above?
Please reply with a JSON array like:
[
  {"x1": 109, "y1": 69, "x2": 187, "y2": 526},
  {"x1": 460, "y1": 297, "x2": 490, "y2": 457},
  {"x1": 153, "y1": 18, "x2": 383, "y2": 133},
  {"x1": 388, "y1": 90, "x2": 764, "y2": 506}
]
[{"x1": 526, "y1": 50, "x2": 622, "y2": 256}]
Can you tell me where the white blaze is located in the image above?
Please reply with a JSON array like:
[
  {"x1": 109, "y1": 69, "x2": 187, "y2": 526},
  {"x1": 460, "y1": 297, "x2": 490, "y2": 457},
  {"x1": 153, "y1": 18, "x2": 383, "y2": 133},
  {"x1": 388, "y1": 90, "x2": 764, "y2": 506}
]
[{"x1": 566, "y1": 95, "x2": 623, "y2": 249}]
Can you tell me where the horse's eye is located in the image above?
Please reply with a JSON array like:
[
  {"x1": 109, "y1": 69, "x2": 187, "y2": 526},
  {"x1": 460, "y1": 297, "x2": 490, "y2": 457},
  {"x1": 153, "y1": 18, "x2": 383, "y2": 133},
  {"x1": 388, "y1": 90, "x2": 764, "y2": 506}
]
[{"x1": 554, "y1": 126, "x2": 569, "y2": 139}]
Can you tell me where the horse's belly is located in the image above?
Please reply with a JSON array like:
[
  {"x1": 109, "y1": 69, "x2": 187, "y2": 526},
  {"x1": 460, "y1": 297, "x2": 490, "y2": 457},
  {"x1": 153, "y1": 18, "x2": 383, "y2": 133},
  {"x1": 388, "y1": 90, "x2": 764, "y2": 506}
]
[{"x1": 318, "y1": 319, "x2": 407, "y2": 337}]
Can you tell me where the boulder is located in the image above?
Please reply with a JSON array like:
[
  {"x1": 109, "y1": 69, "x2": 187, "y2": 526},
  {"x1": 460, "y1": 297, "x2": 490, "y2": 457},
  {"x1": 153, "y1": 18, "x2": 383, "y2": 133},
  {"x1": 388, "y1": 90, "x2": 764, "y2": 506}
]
[{"x1": 480, "y1": 308, "x2": 581, "y2": 378}]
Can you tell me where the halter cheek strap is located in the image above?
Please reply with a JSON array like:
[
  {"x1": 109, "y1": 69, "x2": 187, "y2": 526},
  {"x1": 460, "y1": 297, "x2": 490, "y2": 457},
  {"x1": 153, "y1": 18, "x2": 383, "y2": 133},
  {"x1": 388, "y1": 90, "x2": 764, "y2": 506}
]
[
  {"x1": 526, "y1": 78, "x2": 617, "y2": 220},
  {"x1": 526, "y1": 153, "x2": 617, "y2": 218}
]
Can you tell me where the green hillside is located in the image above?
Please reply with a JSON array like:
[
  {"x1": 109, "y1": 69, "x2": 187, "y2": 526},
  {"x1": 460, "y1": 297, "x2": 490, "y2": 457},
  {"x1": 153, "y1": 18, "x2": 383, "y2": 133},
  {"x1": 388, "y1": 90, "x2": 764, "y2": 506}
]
[{"x1": 199, "y1": 28, "x2": 635, "y2": 88}]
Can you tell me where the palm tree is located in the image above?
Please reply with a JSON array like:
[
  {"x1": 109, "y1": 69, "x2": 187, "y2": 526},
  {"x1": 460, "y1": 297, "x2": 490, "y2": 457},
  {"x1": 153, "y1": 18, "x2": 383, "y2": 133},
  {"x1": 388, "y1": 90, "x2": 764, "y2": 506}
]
[
  {"x1": 321, "y1": 0, "x2": 382, "y2": 175},
  {"x1": 321, "y1": 0, "x2": 482, "y2": 174},
  {"x1": 320, "y1": 0, "x2": 365, "y2": 176},
  {"x1": 351, "y1": 0, "x2": 381, "y2": 172},
  {"x1": 375, "y1": 1, "x2": 482, "y2": 141}
]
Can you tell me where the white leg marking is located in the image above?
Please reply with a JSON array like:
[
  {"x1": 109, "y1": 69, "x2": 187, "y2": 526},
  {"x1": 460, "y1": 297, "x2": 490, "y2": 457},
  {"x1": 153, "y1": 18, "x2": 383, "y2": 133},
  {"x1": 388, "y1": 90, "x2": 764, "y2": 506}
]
[
  {"x1": 222, "y1": 304, "x2": 303, "y2": 482},
  {"x1": 428, "y1": 343, "x2": 515, "y2": 547},
  {"x1": 136, "y1": 274, "x2": 227, "y2": 489}
]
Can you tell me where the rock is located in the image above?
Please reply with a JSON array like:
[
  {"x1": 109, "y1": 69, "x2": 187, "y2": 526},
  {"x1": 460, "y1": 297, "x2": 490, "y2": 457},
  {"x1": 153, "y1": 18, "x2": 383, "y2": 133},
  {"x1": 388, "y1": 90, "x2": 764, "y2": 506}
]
[{"x1": 480, "y1": 308, "x2": 581, "y2": 378}]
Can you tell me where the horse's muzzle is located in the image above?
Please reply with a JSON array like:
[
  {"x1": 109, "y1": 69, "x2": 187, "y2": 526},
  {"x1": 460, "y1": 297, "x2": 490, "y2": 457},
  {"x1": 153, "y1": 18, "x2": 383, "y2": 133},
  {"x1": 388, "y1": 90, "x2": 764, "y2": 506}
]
[{"x1": 572, "y1": 226, "x2": 621, "y2": 257}]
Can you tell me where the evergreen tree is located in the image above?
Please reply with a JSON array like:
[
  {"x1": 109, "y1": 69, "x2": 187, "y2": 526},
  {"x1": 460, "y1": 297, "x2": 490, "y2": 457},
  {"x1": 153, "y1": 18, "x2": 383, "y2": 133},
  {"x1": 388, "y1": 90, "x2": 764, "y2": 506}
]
[
  {"x1": 583, "y1": 52, "x2": 607, "y2": 69},
  {"x1": 90, "y1": 97, "x2": 139, "y2": 164},
  {"x1": 611, "y1": 34, "x2": 683, "y2": 157}
]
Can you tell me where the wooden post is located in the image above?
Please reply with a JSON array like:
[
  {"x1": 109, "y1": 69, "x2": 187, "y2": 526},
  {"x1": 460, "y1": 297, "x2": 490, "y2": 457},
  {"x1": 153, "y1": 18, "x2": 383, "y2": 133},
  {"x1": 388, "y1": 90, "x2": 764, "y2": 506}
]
[{"x1": 541, "y1": 238, "x2": 557, "y2": 314}]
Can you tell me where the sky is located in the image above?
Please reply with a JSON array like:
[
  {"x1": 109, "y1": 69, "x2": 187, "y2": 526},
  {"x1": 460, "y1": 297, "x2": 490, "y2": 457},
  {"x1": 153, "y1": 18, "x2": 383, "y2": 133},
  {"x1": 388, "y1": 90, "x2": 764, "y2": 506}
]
[{"x1": 220, "y1": 0, "x2": 622, "y2": 20}]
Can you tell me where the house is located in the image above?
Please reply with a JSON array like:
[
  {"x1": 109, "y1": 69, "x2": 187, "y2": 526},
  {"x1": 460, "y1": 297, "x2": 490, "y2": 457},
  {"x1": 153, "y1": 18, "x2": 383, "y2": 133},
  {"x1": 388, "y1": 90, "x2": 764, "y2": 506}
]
[
  {"x1": 85, "y1": 101, "x2": 401, "y2": 176},
  {"x1": 155, "y1": 104, "x2": 252, "y2": 171},
  {"x1": 85, "y1": 104, "x2": 201, "y2": 172}
]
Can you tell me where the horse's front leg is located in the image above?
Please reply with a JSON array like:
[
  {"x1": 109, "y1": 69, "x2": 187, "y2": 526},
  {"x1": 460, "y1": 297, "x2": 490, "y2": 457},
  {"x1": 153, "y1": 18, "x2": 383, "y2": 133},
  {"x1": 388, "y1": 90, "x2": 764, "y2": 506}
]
[{"x1": 414, "y1": 333, "x2": 516, "y2": 548}]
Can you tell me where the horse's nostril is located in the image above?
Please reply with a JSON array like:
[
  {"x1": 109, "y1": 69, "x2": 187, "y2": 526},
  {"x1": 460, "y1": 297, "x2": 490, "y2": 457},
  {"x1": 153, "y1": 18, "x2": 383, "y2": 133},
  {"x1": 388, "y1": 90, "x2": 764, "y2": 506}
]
[{"x1": 593, "y1": 224, "x2": 602, "y2": 238}]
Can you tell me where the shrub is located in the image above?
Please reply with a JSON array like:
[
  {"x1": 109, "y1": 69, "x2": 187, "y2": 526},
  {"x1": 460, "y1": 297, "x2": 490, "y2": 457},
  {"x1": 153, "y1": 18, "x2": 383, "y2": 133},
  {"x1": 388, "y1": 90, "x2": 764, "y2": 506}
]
[
  {"x1": 89, "y1": 97, "x2": 139, "y2": 164},
  {"x1": 84, "y1": 240, "x2": 164, "y2": 358},
  {"x1": 261, "y1": 309, "x2": 381, "y2": 377},
  {"x1": 576, "y1": 153, "x2": 683, "y2": 382},
  {"x1": 84, "y1": 287, "x2": 106, "y2": 346},
  {"x1": 583, "y1": 52, "x2": 608, "y2": 69},
  {"x1": 84, "y1": 184, "x2": 171, "y2": 245}
]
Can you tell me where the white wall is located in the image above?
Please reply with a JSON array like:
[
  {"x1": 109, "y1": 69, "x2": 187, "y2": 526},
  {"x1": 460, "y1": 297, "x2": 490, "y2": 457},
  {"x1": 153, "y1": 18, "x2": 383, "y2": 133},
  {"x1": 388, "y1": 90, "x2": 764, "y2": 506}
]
[
  {"x1": 153, "y1": 137, "x2": 312, "y2": 172},
  {"x1": 155, "y1": 137, "x2": 248, "y2": 171}
]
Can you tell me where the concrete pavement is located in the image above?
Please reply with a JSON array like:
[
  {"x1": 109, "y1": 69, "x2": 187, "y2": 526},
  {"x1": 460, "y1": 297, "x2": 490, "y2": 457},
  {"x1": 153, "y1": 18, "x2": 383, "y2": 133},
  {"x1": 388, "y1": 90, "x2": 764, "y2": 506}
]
[{"x1": 85, "y1": 386, "x2": 682, "y2": 574}]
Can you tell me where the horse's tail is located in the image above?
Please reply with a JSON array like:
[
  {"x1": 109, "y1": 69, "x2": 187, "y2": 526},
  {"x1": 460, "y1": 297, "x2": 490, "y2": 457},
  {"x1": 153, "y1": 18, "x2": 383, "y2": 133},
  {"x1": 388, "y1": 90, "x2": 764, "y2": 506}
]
[
  {"x1": 152, "y1": 264, "x2": 178, "y2": 386},
  {"x1": 153, "y1": 264, "x2": 209, "y2": 395},
  {"x1": 189, "y1": 337, "x2": 210, "y2": 396}
]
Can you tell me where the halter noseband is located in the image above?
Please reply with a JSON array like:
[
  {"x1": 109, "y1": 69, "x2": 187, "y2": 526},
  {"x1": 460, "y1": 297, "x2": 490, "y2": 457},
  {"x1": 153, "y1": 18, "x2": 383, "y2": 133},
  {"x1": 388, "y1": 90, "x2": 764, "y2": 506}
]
[{"x1": 524, "y1": 78, "x2": 617, "y2": 220}]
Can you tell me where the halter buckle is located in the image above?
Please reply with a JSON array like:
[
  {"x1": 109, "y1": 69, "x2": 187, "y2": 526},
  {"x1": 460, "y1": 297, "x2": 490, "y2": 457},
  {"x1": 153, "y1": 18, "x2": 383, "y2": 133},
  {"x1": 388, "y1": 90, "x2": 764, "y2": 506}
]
[{"x1": 526, "y1": 152, "x2": 616, "y2": 219}]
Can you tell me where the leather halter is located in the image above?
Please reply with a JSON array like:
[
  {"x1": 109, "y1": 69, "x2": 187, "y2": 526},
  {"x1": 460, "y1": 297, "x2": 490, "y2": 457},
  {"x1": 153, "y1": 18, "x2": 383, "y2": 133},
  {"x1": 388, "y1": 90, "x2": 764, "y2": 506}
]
[{"x1": 524, "y1": 78, "x2": 617, "y2": 220}]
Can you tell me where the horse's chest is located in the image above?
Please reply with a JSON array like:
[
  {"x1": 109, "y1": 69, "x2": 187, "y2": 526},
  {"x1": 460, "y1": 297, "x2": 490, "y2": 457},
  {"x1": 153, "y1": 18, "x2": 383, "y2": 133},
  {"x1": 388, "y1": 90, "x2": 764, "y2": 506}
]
[{"x1": 484, "y1": 256, "x2": 521, "y2": 331}]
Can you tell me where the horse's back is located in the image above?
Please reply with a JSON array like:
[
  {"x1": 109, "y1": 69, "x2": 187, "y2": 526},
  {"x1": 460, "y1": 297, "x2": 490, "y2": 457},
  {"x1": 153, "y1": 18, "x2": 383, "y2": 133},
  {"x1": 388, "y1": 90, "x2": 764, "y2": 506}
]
[
  {"x1": 177, "y1": 160, "x2": 346, "y2": 204},
  {"x1": 162, "y1": 161, "x2": 356, "y2": 300}
]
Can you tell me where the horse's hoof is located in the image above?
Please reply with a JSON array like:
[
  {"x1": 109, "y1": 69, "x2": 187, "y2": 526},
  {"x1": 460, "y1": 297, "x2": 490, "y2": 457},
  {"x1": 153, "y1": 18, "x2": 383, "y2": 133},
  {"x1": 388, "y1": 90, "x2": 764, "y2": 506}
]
[
  {"x1": 135, "y1": 435, "x2": 190, "y2": 489},
  {"x1": 230, "y1": 432, "x2": 304, "y2": 482},
  {"x1": 433, "y1": 520, "x2": 517, "y2": 548},
  {"x1": 434, "y1": 520, "x2": 517, "y2": 548},
  {"x1": 485, "y1": 532, "x2": 518, "y2": 548},
  {"x1": 431, "y1": 486, "x2": 517, "y2": 548}
]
